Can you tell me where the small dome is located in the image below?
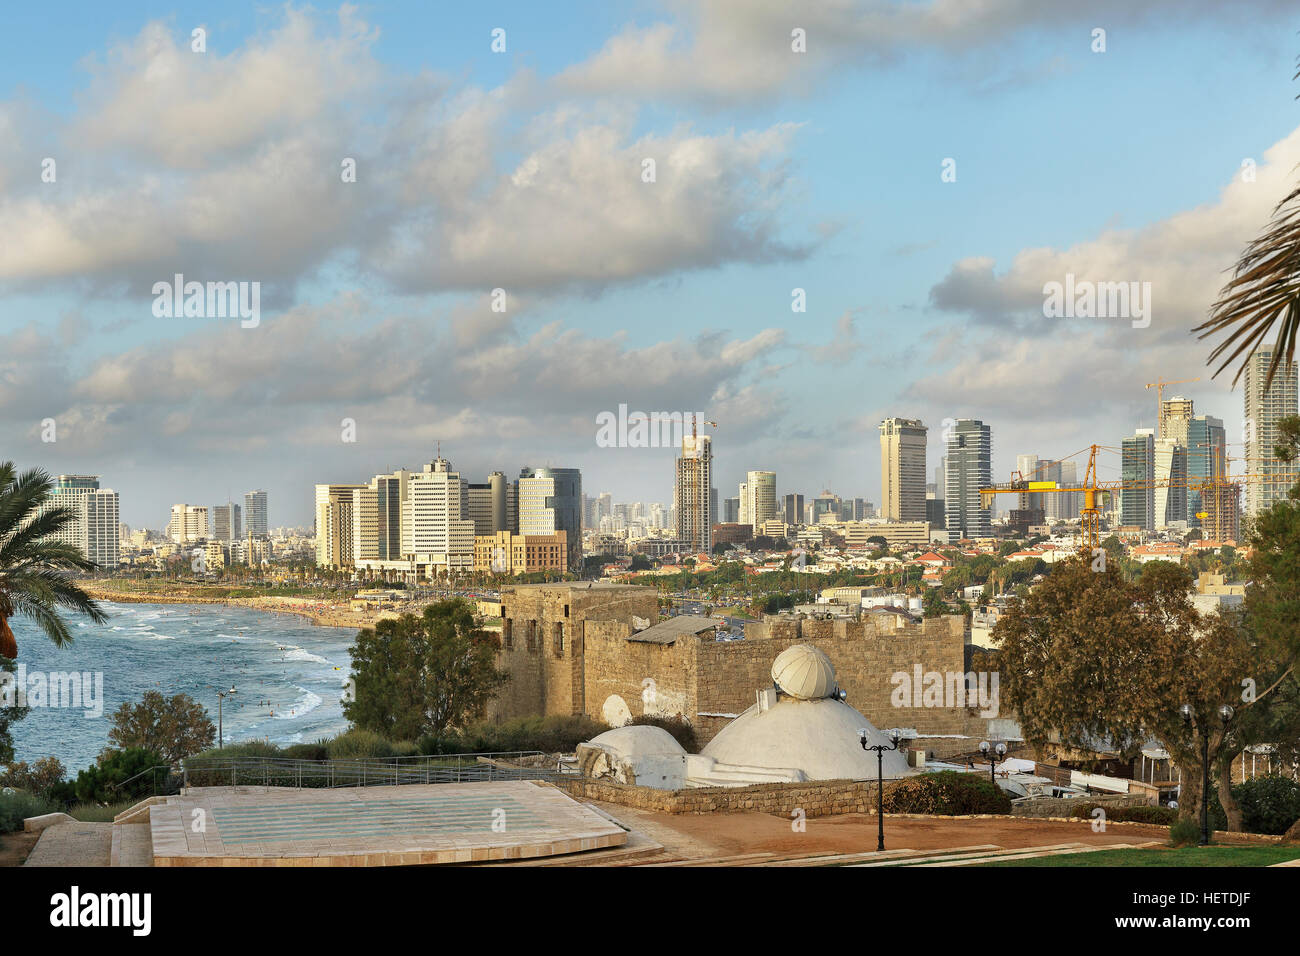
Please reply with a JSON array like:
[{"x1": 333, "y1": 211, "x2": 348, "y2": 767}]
[{"x1": 771, "y1": 644, "x2": 836, "y2": 700}]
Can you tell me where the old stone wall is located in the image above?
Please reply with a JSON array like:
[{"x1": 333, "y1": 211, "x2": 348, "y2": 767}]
[
  {"x1": 1011, "y1": 793, "x2": 1156, "y2": 817},
  {"x1": 552, "y1": 776, "x2": 880, "y2": 817},
  {"x1": 488, "y1": 584, "x2": 659, "y2": 722},
  {"x1": 490, "y1": 586, "x2": 1001, "y2": 754}
]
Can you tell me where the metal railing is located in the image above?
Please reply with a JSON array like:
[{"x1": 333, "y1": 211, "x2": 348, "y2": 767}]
[
  {"x1": 107, "y1": 764, "x2": 184, "y2": 801},
  {"x1": 179, "y1": 751, "x2": 578, "y2": 790}
]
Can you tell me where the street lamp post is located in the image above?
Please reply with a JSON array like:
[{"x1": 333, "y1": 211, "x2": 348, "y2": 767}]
[
  {"x1": 1180, "y1": 702, "x2": 1234, "y2": 846},
  {"x1": 979, "y1": 740, "x2": 1008, "y2": 789},
  {"x1": 860, "y1": 728, "x2": 901, "y2": 852},
  {"x1": 217, "y1": 685, "x2": 237, "y2": 749}
]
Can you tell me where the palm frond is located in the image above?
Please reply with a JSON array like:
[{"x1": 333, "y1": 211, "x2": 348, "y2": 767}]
[{"x1": 1194, "y1": 182, "x2": 1300, "y2": 391}]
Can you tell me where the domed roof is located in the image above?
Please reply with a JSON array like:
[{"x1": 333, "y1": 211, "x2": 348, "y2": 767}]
[
  {"x1": 701, "y1": 698, "x2": 909, "y2": 780},
  {"x1": 586, "y1": 725, "x2": 686, "y2": 758},
  {"x1": 771, "y1": 644, "x2": 836, "y2": 700}
]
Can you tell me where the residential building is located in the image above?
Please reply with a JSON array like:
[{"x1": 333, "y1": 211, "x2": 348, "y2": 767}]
[
  {"x1": 739, "y1": 470, "x2": 778, "y2": 532},
  {"x1": 674, "y1": 431, "x2": 713, "y2": 553},
  {"x1": 315, "y1": 484, "x2": 365, "y2": 568},
  {"x1": 168, "y1": 504, "x2": 209, "y2": 544},
  {"x1": 1245, "y1": 345, "x2": 1300, "y2": 516}
]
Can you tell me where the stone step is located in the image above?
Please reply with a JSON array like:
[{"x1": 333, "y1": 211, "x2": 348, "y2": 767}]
[
  {"x1": 750, "y1": 844, "x2": 1005, "y2": 867},
  {"x1": 110, "y1": 823, "x2": 155, "y2": 867},
  {"x1": 849, "y1": 842, "x2": 1093, "y2": 867}
]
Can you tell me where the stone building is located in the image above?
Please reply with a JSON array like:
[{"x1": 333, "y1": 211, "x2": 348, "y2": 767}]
[{"x1": 490, "y1": 583, "x2": 1009, "y2": 757}]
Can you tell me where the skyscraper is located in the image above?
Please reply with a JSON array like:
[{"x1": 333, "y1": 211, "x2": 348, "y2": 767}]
[
  {"x1": 43, "y1": 475, "x2": 119, "y2": 570},
  {"x1": 879, "y1": 418, "x2": 927, "y2": 521},
  {"x1": 211, "y1": 503, "x2": 242, "y2": 542},
  {"x1": 1159, "y1": 395, "x2": 1195, "y2": 445},
  {"x1": 1187, "y1": 415, "x2": 1226, "y2": 530},
  {"x1": 518, "y1": 466, "x2": 583, "y2": 569},
  {"x1": 944, "y1": 420, "x2": 992, "y2": 542},
  {"x1": 244, "y1": 490, "x2": 268, "y2": 537},
  {"x1": 315, "y1": 484, "x2": 364, "y2": 568},
  {"x1": 168, "y1": 504, "x2": 209, "y2": 544},
  {"x1": 674, "y1": 429, "x2": 712, "y2": 552},
  {"x1": 1152, "y1": 438, "x2": 1187, "y2": 529},
  {"x1": 1121, "y1": 429, "x2": 1155, "y2": 530},
  {"x1": 740, "y1": 471, "x2": 777, "y2": 532},
  {"x1": 782, "y1": 493, "x2": 804, "y2": 525},
  {"x1": 1244, "y1": 345, "x2": 1300, "y2": 516}
]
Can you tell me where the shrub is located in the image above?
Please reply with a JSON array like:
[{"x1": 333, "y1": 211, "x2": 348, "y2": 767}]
[
  {"x1": 280, "y1": 743, "x2": 329, "y2": 761},
  {"x1": 0, "y1": 756, "x2": 67, "y2": 797},
  {"x1": 1232, "y1": 776, "x2": 1300, "y2": 835},
  {"x1": 73, "y1": 748, "x2": 164, "y2": 804},
  {"x1": 882, "y1": 771, "x2": 1012, "y2": 815},
  {"x1": 1169, "y1": 818, "x2": 1200, "y2": 847},
  {"x1": 187, "y1": 740, "x2": 283, "y2": 762},
  {"x1": 626, "y1": 714, "x2": 697, "y2": 753},
  {"x1": 1206, "y1": 775, "x2": 1300, "y2": 835},
  {"x1": 1068, "y1": 802, "x2": 1177, "y2": 826},
  {"x1": 0, "y1": 789, "x2": 55, "y2": 833},
  {"x1": 326, "y1": 729, "x2": 397, "y2": 760},
  {"x1": 420, "y1": 715, "x2": 610, "y2": 756}
]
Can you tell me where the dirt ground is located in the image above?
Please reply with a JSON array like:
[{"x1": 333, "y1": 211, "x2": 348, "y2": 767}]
[
  {"x1": 592, "y1": 804, "x2": 1171, "y2": 861},
  {"x1": 0, "y1": 831, "x2": 41, "y2": 867}
]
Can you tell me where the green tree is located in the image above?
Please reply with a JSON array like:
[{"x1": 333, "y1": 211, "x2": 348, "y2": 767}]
[
  {"x1": 995, "y1": 557, "x2": 1271, "y2": 831},
  {"x1": 106, "y1": 691, "x2": 216, "y2": 764},
  {"x1": 0, "y1": 463, "x2": 108, "y2": 659},
  {"x1": 344, "y1": 600, "x2": 509, "y2": 739}
]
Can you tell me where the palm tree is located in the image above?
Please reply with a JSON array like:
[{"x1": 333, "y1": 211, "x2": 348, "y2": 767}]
[
  {"x1": 0, "y1": 463, "x2": 108, "y2": 659},
  {"x1": 1193, "y1": 53, "x2": 1300, "y2": 390}
]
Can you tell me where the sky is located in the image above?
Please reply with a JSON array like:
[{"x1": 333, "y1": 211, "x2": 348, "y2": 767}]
[{"x1": 3, "y1": 0, "x2": 1300, "y2": 528}]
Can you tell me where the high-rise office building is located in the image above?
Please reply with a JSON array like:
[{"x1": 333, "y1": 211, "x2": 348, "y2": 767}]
[
  {"x1": 1245, "y1": 346, "x2": 1300, "y2": 516},
  {"x1": 740, "y1": 471, "x2": 777, "y2": 532},
  {"x1": 723, "y1": 496, "x2": 740, "y2": 524},
  {"x1": 211, "y1": 503, "x2": 242, "y2": 542},
  {"x1": 934, "y1": 459, "x2": 947, "y2": 499},
  {"x1": 517, "y1": 466, "x2": 583, "y2": 569},
  {"x1": 674, "y1": 431, "x2": 713, "y2": 552},
  {"x1": 1152, "y1": 438, "x2": 1187, "y2": 529},
  {"x1": 1040, "y1": 460, "x2": 1080, "y2": 521},
  {"x1": 1121, "y1": 429, "x2": 1155, "y2": 530},
  {"x1": 782, "y1": 493, "x2": 804, "y2": 525},
  {"x1": 402, "y1": 459, "x2": 475, "y2": 572},
  {"x1": 944, "y1": 420, "x2": 992, "y2": 542},
  {"x1": 243, "y1": 490, "x2": 268, "y2": 537},
  {"x1": 879, "y1": 418, "x2": 928, "y2": 521},
  {"x1": 1186, "y1": 415, "x2": 1226, "y2": 530}
]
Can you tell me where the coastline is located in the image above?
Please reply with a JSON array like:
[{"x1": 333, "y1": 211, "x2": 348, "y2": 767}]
[{"x1": 81, "y1": 583, "x2": 378, "y2": 631}]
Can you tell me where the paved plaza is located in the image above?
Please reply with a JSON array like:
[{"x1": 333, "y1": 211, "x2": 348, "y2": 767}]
[{"x1": 145, "y1": 781, "x2": 627, "y2": 866}]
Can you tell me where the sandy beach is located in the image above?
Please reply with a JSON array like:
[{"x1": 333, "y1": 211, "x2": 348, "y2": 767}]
[{"x1": 81, "y1": 583, "x2": 387, "y2": 631}]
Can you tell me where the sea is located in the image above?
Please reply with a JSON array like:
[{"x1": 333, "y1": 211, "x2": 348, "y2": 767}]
[{"x1": 6, "y1": 602, "x2": 357, "y2": 772}]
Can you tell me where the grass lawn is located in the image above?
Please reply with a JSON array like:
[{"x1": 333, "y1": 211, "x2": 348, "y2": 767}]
[{"x1": 979, "y1": 845, "x2": 1300, "y2": 867}]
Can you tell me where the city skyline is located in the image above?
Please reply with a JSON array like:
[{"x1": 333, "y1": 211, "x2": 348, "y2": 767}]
[{"x1": 2, "y1": 3, "x2": 1295, "y2": 525}]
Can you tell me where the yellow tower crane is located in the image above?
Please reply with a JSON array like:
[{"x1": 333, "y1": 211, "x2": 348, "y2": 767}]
[{"x1": 981, "y1": 444, "x2": 1271, "y2": 553}]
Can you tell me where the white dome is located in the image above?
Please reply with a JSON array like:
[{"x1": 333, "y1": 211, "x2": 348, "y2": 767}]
[
  {"x1": 586, "y1": 724, "x2": 686, "y2": 758},
  {"x1": 771, "y1": 644, "x2": 836, "y2": 700},
  {"x1": 701, "y1": 698, "x2": 910, "y2": 781}
]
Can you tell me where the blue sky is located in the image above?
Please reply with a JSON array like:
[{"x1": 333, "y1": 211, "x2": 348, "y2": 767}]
[{"x1": 3, "y1": 1, "x2": 1299, "y2": 526}]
